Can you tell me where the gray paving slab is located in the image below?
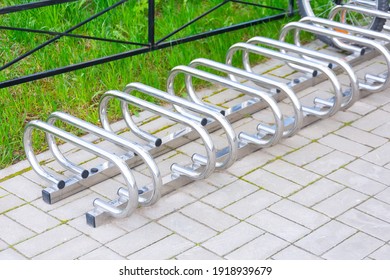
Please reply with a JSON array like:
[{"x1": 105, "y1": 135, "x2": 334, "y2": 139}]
[
  {"x1": 175, "y1": 246, "x2": 223, "y2": 260},
  {"x1": 0, "y1": 175, "x2": 43, "y2": 202},
  {"x1": 335, "y1": 126, "x2": 387, "y2": 148},
  {"x1": 362, "y1": 142, "x2": 390, "y2": 166},
  {"x1": 79, "y1": 246, "x2": 126, "y2": 260},
  {"x1": 375, "y1": 188, "x2": 390, "y2": 205},
  {"x1": 272, "y1": 245, "x2": 322, "y2": 260},
  {"x1": 346, "y1": 159, "x2": 390, "y2": 185},
  {"x1": 369, "y1": 244, "x2": 390, "y2": 260},
  {"x1": 0, "y1": 215, "x2": 35, "y2": 245},
  {"x1": 0, "y1": 194, "x2": 26, "y2": 214},
  {"x1": 283, "y1": 142, "x2": 333, "y2": 166},
  {"x1": 357, "y1": 198, "x2": 390, "y2": 223}
]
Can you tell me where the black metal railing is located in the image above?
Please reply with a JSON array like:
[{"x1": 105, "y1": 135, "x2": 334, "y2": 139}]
[{"x1": 0, "y1": 0, "x2": 295, "y2": 88}]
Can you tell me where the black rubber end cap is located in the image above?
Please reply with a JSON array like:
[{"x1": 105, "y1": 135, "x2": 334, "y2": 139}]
[
  {"x1": 276, "y1": 89, "x2": 281, "y2": 94},
  {"x1": 312, "y1": 70, "x2": 318, "y2": 77},
  {"x1": 81, "y1": 170, "x2": 89, "y2": 179},
  {"x1": 57, "y1": 180, "x2": 65, "y2": 190},
  {"x1": 293, "y1": 78, "x2": 300, "y2": 84},
  {"x1": 86, "y1": 213, "x2": 96, "y2": 228},
  {"x1": 155, "y1": 138, "x2": 162, "y2": 147},
  {"x1": 220, "y1": 110, "x2": 226, "y2": 116},
  {"x1": 201, "y1": 118, "x2": 208, "y2": 126},
  {"x1": 328, "y1": 63, "x2": 333, "y2": 69},
  {"x1": 361, "y1": 48, "x2": 366, "y2": 56},
  {"x1": 90, "y1": 167, "x2": 99, "y2": 174},
  {"x1": 138, "y1": 189, "x2": 144, "y2": 195},
  {"x1": 42, "y1": 190, "x2": 52, "y2": 204}
]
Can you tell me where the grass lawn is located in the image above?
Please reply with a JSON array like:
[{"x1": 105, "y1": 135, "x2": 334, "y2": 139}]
[{"x1": 0, "y1": 0, "x2": 304, "y2": 168}]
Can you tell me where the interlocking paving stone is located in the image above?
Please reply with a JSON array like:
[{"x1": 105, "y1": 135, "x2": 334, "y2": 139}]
[
  {"x1": 313, "y1": 188, "x2": 368, "y2": 218},
  {"x1": 346, "y1": 159, "x2": 390, "y2": 185},
  {"x1": 14, "y1": 225, "x2": 80, "y2": 258},
  {"x1": 179, "y1": 180, "x2": 218, "y2": 199},
  {"x1": 127, "y1": 234, "x2": 194, "y2": 260},
  {"x1": 112, "y1": 213, "x2": 151, "y2": 233},
  {"x1": 319, "y1": 134, "x2": 372, "y2": 157},
  {"x1": 137, "y1": 191, "x2": 196, "y2": 220},
  {"x1": 357, "y1": 198, "x2": 390, "y2": 223},
  {"x1": 328, "y1": 168, "x2": 387, "y2": 196},
  {"x1": 363, "y1": 92, "x2": 390, "y2": 107},
  {"x1": 202, "y1": 222, "x2": 264, "y2": 256},
  {"x1": 263, "y1": 143, "x2": 293, "y2": 157},
  {"x1": 223, "y1": 190, "x2": 281, "y2": 220},
  {"x1": 331, "y1": 110, "x2": 360, "y2": 123},
  {"x1": 201, "y1": 179, "x2": 258, "y2": 209},
  {"x1": 298, "y1": 118, "x2": 343, "y2": 140},
  {"x1": 181, "y1": 201, "x2": 239, "y2": 232},
  {"x1": 0, "y1": 215, "x2": 35, "y2": 245},
  {"x1": 0, "y1": 194, "x2": 25, "y2": 214},
  {"x1": 226, "y1": 150, "x2": 273, "y2": 177},
  {"x1": 348, "y1": 100, "x2": 377, "y2": 116},
  {"x1": 268, "y1": 199, "x2": 330, "y2": 230},
  {"x1": 204, "y1": 172, "x2": 237, "y2": 188},
  {"x1": 264, "y1": 160, "x2": 320, "y2": 186},
  {"x1": 337, "y1": 209, "x2": 390, "y2": 241},
  {"x1": 158, "y1": 212, "x2": 217, "y2": 243},
  {"x1": 106, "y1": 222, "x2": 172, "y2": 257},
  {"x1": 243, "y1": 169, "x2": 302, "y2": 197},
  {"x1": 289, "y1": 178, "x2": 344, "y2": 207},
  {"x1": 33, "y1": 235, "x2": 101, "y2": 260},
  {"x1": 335, "y1": 126, "x2": 387, "y2": 148},
  {"x1": 304, "y1": 150, "x2": 355, "y2": 176},
  {"x1": 175, "y1": 246, "x2": 223, "y2": 260},
  {"x1": 280, "y1": 135, "x2": 311, "y2": 149},
  {"x1": 369, "y1": 245, "x2": 390, "y2": 260},
  {"x1": 362, "y1": 142, "x2": 390, "y2": 166},
  {"x1": 323, "y1": 232, "x2": 384, "y2": 260},
  {"x1": 0, "y1": 176, "x2": 43, "y2": 202},
  {"x1": 272, "y1": 245, "x2": 322, "y2": 260},
  {"x1": 68, "y1": 216, "x2": 127, "y2": 244},
  {"x1": 225, "y1": 233, "x2": 288, "y2": 260},
  {"x1": 6, "y1": 204, "x2": 60, "y2": 233},
  {"x1": 284, "y1": 142, "x2": 333, "y2": 166},
  {"x1": 352, "y1": 109, "x2": 390, "y2": 131},
  {"x1": 372, "y1": 122, "x2": 390, "y2": 138},
  {"x1": 295, "y1": 221, "x2": 357, "y2": 255},
  {"x1": 0, "y1": 248, "x2": 27, "y2": 260},
  {"x1": 79, "y1": 246, "x2": 126, "y2": 260},
  {"x1": 375, "y1": 188, "x2": 390, "y2": 205},
  {"x1": 0, "y1": 239, "x2": 7, "y2": 251},
  {"x1": 247, "y1": 210, "x2": 310, "y2": 243}
]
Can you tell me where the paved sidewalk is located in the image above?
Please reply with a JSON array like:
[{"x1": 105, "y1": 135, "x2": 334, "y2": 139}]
[{"x1": 1, "y1": 41, "x2": 390, "y2": 260}]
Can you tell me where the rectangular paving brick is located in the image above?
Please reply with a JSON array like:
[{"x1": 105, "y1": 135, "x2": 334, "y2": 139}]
[
  {"x1": 295, "y1": 221, "x2": 356, "y2": 255},
  {"x1": 313, "y1": 188, "x2": 368, "y2": 218},
  {"x1": 268, "y1": 199, "x2": 330, "y2": 230},
  {"x1": 138, "y1": 192, "x2": 196, "y2": 220},
  {"x1": 0, "y1": 215, "x2": 35, "y2": 245},
  {"x1": 280, "y1": 135, "x2": 311, "y2": 149},
  {"x1": 346, "y1": 159, "x2": 390, "y2": 185},
  {"x1": 298, "y1": 119, "x2": 343, "y2": 140},
  {"x1": 375, "y1": 188, "x2": 390, "y2": 205},
  {"x1": 319, "y1": 134, "x2": 372, "y2": 157},
  {"x1": 289, "y1": 178, "x2": 344, "y2": 207},
  {"x1": 176, "y1": 246, "x2": 223, "y2": 260},
  {"x1": 352, "y1": 109, "x2": 390, "y2": 131},
  {"x1": 362, "y1": 142, "x2": 390, "y2": 166},
  {"x1": 0, "y1": 248, "x2": 27, "y2": 260},
  {"x1": 202, "y1": 222, "x2": 264, "y2": 256},
  {"x1": 226, "y1": 150, "x2": 273, "y2": 177},
  {"x1": 0, "y1": 194, "x2": 25, "y2": 214},
  {"x1": 204, "y1": 172, "x2": 237, "y2": 188},
  {"x1": 369, "y1": 245, "x2": 390, "y2": 260},
  {"x1": 14, "y1": 225, "x2": 80, "y2": 258},
  {"x1": 247, "y1": 210, "x2": 310, "y2": 242},
  {"x1": 337, "y1": 209, "x2": 390, "y2": 241},
  {"x1": 264, "y1": 160, "x2": 320, "y2": 186},
  {"x1": 284, "y1": 142, "x2": 333, "y2": 166},
  {"x1": 181, "y1": 201, "x2": 239, "y2": 232},
  {"x1": 127, "y1": 235, "x2": 194, "y2": 260},
  {"x1": 33, "y1": 235, "x2": 101, "y2": 260},
  {"x1": 0, "y1": 176, "x2": 43, "y2": 202},
  {"x1": 223, "y1": 190, "x2": 281, "y2": 220},
  {"x1": 372, "y1": 122, "x2": 390, "y2": 138},
  {"x1": 328, "y1": 168, "x2": 387, "y2": 196},
  {"x1": 272, "y1": 245, "x2": 322, "y2": 260},
  {"x1": 243, "y1": 169, "x2": 302, "y2": 197},
  {"x1": 357, "y1": 198, "x2": 390, "y2": 223},
  {"x1": 201, "y1": 179, "x2": 258, "y2": 209},
  {"x1": 304, "y1": 150, "x2": 355, "y2": 176},
  {"x1": 159, "y1": 212, "x2": 217, "y2": 243},
  {"x1": 335, "y1": 126, "x2": 387, "y2": 148},
  {"x1": 225, "y1": 233, "x2": 288, "y2": 260},
  {"x1": 348, "y1": 100, "x2": 377, "y2": 116},
  {"x1": 179, "y1": 180, "x2": 218, "y2": 199},
  {"x1": 323, "y1": 232, "x2": 383, "y2": 260},
  {"x1": 79, "y1": 246, "x2": 126, "y2": 260},
  {"x1": 106, "y1": 222, "x2": 172, "y2": 257},
  {"x1": 6, "y1": 204, "x2": 60, "y2": 233}
]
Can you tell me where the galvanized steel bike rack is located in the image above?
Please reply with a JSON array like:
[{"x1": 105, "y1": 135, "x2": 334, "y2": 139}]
[{"x1": 25, "y1": 8, "x2": 390, "y2": 227}]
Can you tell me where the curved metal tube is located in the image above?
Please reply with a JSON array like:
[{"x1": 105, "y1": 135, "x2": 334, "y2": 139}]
[
  {"x1": 167, "y1": 65, "x2": 284, "y2": 148},
  {"x1": 24, "y1": 120, "x2": 139, "y2": 219},
  {"x1": 249, "y1": 36, "x2": 360, "y2": 110},
  {"x1": 46, "y1": 112, "x2": 161, "y2": 207},
  {"x1": 188, "y1": 58, "x2": 303, "y2": 137},
  {"x1": 291, "y1": 18, "x2": 390, "y2": 92},
  {"x1": 100, "y1": 90, "x2": 216, "y2": 180},
  {"x1": 122, "y1": 82, "x2": 238, "y2": 170},
  {"x1": 226, "y1": 42, "x2": 343, "y2": 118}
]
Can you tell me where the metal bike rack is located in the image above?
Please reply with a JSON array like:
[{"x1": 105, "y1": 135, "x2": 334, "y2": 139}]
[
  {"x1": 226, "y1": 41, "x2": 343, "y2": 119},
  {"x1": 24, "y1": 113, "x2": 162, "y2": 225},
  {"x1": 282, "y1": 18, "x2": 390, "y2": 94}
]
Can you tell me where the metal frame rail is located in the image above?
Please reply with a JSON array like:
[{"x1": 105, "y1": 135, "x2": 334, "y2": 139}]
[{"x1": 0, "y1": 0, "x2": 295, "y2": 89}]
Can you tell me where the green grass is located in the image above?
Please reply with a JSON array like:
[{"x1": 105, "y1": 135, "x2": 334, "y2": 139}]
[{"x1": 0, "y1": 0, "x2": 308, "y2": 168}]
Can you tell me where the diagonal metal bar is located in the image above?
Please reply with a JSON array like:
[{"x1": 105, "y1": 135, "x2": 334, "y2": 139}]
[
  {"x1": 0, "y1": 0, "x2": 129, "y2": 71},
  {"x1": 231, "y1": 0, "x2": 285, "y2": 11},
  {"x1": 0, "y1": 0, "x2": 78, "y2": 15}
]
